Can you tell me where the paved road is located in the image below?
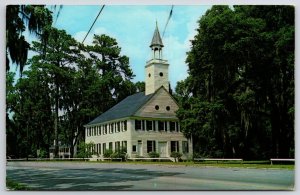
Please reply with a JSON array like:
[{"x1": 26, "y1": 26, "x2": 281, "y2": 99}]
[{"x1": 6, "y1": 161, "x2": 294, "y2": 191}]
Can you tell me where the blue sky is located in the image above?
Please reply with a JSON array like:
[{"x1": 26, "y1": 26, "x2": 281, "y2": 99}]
[{"x1": 51, "y1": 5, "x2": 211, "y2": 89}]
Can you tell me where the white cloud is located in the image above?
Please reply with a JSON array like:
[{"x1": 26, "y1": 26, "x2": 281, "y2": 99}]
[{"x1": 60, "y1": 5, "x2": 210, "y2": 88}]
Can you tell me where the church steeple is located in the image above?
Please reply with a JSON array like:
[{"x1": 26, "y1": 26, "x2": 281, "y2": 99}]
[
  {"x1": 145, "y1": 22, "x2": 169, "y2": 95},
  {"x1": 150, "y1": 21, "x2": 164, "y2": 59}
]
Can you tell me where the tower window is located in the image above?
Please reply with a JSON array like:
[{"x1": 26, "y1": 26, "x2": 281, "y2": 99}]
[
  {"x1": 159, "y1": 72, "x2": 163, "y2": 77},
  {"x1": 148, "y1": 73, "x2": 151, "y2": 77},
  {"x1": 166, "y1": 106, "x2": 170, "y2": 111},
  {"x1": 155, "y1": 105, "x2": 159, "y2": 110}
]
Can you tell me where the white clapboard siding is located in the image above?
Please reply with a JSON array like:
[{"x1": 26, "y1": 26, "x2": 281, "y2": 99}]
[{"x1": 135, "y1": 87, "x2": 178, "y2": 118}]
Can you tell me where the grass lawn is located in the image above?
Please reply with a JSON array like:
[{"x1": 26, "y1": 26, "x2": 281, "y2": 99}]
[
  {"x1": 10, "y1": 159, "x2": 294, "y2": 170},
  {"x1": 6, "y1": 179, "x2": 30, "y2": 190},
  {"x1": 121, "y1": 160, "x2": 295, "y2": 170},
  {"x1": 50, "y1": 160, "x2": 294, "y2": 170}
]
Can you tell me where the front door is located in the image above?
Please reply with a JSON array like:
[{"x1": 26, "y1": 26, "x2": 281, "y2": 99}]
[{"x1": 158, "y1": 142, "x2": 167, "y2": 157}]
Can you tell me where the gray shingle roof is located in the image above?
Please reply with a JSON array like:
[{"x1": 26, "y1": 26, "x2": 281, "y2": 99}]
[
  {"x1": 87, "y1": 92, "x2": 153, "y2": 125},
  {"x1": 150, "y1": 23, "x2": 164, "y2": 48}
]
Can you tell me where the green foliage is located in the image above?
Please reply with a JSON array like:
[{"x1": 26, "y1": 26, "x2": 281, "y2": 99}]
[
  {"x1": 6, "y1": 25, "x2": 136, "y2": 158},
  {"x1": 103, "y1": 149, "x2": 113, "y2": 158},
  {"x1": 76, "y1": 142, "x2": 94, "y2": 159},
  {"x1": 6, "y1": 5, "x2": 53, "y2": 73},
  {"x1": 177, "y1": 5, "x2": 294, "y2": 160},
  {"x1": 171, "y1": 152, "x2": 182, "y2": 162},
  {"x1": 114, "y1": 147, "x2": 128, "y2": 161},
  {"x1": 148, "y1": 152, "x2": 160, "y2": 158},
  {"x1": 6, "y1": 179, "x2": 30, "y2": 190},
  {"x1": 37, "y1": 149, "x2": 47, "y2": 158}
]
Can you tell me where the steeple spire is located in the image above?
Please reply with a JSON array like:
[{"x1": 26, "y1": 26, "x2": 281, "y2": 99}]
[
  {"x1": 150, "y1": 22, "x2": 164, "y2": 48},
  {"x1": 150, "y1": 22, "x2": 164, "y2": 60}
]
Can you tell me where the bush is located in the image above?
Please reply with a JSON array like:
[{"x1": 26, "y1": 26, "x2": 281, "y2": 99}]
[
  {"x1": 148, "y1": 151, "x2": 160, "y2": 158},
  {"x1": 171, "y1": 152, "x2": 182, "y2": 162},
  {"x1": 37, "y1": 149, "x2": 47, "y2": 158},
  {"x1": 76, "y1": 142, "x2": 94, "y2": 159},
  {"x1": 103, "y1": 149, "x2": 113, "y2": 158},
  {"x1": 117, "y1": 147, "x2": 128, "y2": 161}
]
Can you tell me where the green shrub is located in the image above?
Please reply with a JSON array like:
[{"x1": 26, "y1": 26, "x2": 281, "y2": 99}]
[
  {"x1": 171, "y1": 152, "x2": 182, "y2": 162},
  {"x1": 103, "y1": 149, "x2": 113, "y2": 158},
  {"x1": 76, "y1": 142, "x2": 94, "y2": 159},
  {"x1": 148, "y1": 151, "x2": 160, "y2": 158}
]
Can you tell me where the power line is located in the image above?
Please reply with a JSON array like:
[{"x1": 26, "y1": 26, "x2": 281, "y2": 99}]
[
  {"x1": 82, "y1": 5, "x2": 105, "y2": 44},
  {"x1": 162, "y1": 5, "x2": 174, "y2": 38}
]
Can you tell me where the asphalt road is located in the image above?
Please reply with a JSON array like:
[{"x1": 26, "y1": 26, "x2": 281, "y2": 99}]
[{"x1": 6, "y1": 161, "x2": 294, "y2": 191}]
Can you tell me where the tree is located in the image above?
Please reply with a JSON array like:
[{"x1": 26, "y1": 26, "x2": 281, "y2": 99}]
[
  {"x1": 6, "y1": 5, "x2": 53, "y2": 73},
  {"x1": 30, "y1": 27, "x2": 81, "y2": 158},
  {"x1": 135, "y1": 81, "x2": 145, "y2": 92},
  {"x1": 6, "y1": 66, "x2": 53, "y2": 158},
  {"x1": 6, "y1": 28, "x2": 137, "y2": 159},
  {"x1": 177, "y1": 5, "x2": 294, "y2": 159},
  {"x1": 86, "y1": 34, "x2": 134, "y2": 104}
]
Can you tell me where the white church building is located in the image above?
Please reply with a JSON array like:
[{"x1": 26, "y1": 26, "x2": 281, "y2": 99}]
[{"x1": 84, "y1": 23, "x2": 193, "y2": 160}]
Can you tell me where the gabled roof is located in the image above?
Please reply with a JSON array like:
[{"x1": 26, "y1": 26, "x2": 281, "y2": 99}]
[
  {"x1": 150, "y1": 22, "x2": 164, "y2": 48},
  {"x1": 87, "y1": 92, "x2": 154, "y2": 125}
]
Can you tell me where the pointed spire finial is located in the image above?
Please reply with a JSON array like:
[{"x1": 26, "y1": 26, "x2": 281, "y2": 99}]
[{"x1": 150, "y1": 21, "x2": 164, "y2": 48}]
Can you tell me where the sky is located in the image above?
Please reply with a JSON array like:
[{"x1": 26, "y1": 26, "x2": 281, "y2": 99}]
[
  {"x1": 49, "y1": 5, "x2": 211, "y2": 89},
  {"x1": 1, "y1": 1, "x2": 300, "y2": 193}
]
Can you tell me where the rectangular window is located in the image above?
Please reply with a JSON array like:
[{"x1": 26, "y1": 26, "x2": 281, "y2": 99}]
[
  {"x1": 147, "y1": 140, "x2": 156, "y2": 153},
  {"x1": 135, "y1": 120, "x2": 142, "y2": 130},
  {"x1": 99, "y1": 126, "x2": 101, "y2": 135},
  {"x1": 165, "y1": 121, "x2": 168, "y2": 132},
  {"x1": 109, "y1": 142, "x2": 113, "y2": 151},
  {"x1": 94, "y1": 127, "x2": 96, "y2": 136},
  {"x1": 153, "y1": 121, "x2": 156, "y2": 131},
  {"x1": 158, "y1": 121, "x2": 164, "y2": 131},
  {"x1": 182, "y1": 141, "x2": 188, "y2": 153},
  {"x1": 98, "y1": 143, "x2": 101, "y2": 154},
  {"x1": 170, "y1": 122, "x2": 176, "y2": 132},
  {"x1": 142, "y1": 120, "x2": 145, "y2": 131},
  {"x1": 91, "y1": 144, "x2": 95, "y2": 153},
  {"x1": 117, "y1": 122, "x2": 120, "y2": 132},
  {"x1": 171, "y1": 141, "x2": 179, "y2": 152},
  {"x1": 176, "y1": 122, "x2": 180, "y2": 132},
  {"x1": 110, "y1": 123, "x2": 114, "y2": 134},
  {"x1": 132, "y1": 145, "x2": 136, "y2": 152},
  {"x1": 123, "y1": 120, "x2": 127, "y2": 131},
  {"x1": 146, "y1": 121, "x2": 153, "y2": 131},
  {"x1": 115, "y1": 141, "x2": 120, "y2": 152},
  {"x1": 122, "y1": 141, "x2": 127, "y2": 152},
  {"x1": 104, "y1": 124, "x2": 107, "y2": 134},
  {"x1": 102, "y1": 143, "x2": 106, "y2": 154}
]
